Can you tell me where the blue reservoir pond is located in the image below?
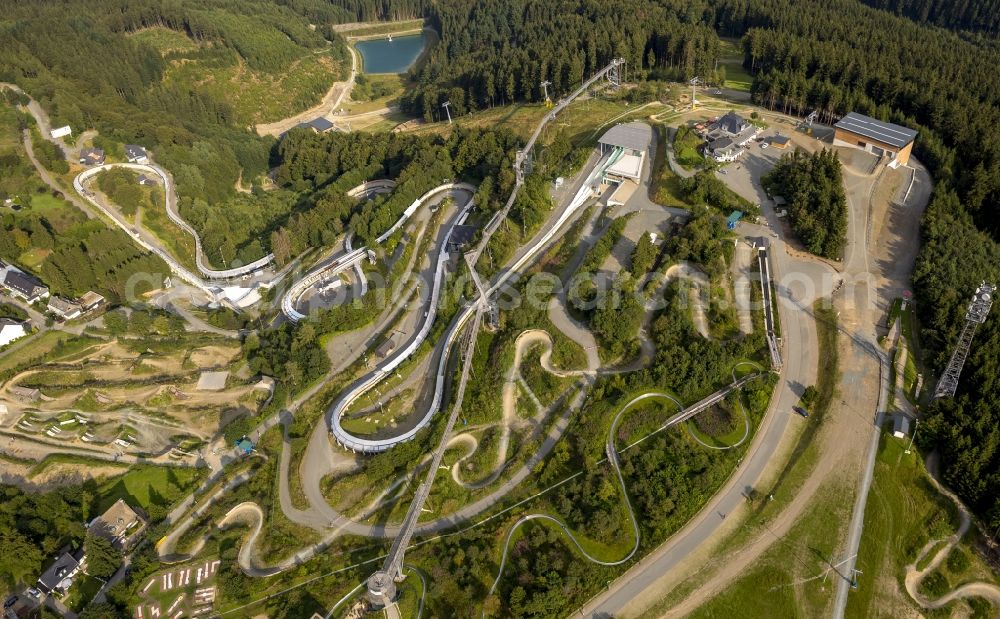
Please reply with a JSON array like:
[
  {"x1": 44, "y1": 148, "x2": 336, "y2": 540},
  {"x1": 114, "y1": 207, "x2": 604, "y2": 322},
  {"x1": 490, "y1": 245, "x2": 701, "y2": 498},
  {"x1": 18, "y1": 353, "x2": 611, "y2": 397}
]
[{"x1": 356, "y1": 33, "x2": 427, "y2": 74}]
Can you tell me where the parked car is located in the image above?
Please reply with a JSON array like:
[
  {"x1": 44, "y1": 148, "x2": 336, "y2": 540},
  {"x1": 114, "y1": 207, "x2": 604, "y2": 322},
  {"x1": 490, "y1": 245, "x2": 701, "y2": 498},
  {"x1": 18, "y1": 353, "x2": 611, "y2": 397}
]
[
  {"x1": 794, "y1": 407, "x2": 809, "y2": 418},
  {"x1": 760, "y1": 142, "x2": 769, "y2": 149}
]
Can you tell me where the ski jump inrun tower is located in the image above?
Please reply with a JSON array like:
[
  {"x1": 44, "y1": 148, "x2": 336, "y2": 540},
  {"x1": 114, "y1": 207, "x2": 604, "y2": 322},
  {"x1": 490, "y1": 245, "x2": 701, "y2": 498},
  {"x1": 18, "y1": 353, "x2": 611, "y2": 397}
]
[{"x1": 933, "y1": 282, "x2": 995, "y2": 399}]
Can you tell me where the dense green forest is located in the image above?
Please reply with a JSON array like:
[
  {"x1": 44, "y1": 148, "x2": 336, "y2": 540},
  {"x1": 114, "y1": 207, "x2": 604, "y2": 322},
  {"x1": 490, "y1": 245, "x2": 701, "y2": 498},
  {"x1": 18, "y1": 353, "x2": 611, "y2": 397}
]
[
  {"x1": 273, "y1": 127, "x2": 519, "y2": 252},
  {"x1": 763, "y1": 148, "x2": 847, "y2": 259},
  {"x1": 859, "y1": 0, "x2": 1000, "y2": 36},
  {"x1": 399, "y1": 0, "x2": 721, "y2": 121}
]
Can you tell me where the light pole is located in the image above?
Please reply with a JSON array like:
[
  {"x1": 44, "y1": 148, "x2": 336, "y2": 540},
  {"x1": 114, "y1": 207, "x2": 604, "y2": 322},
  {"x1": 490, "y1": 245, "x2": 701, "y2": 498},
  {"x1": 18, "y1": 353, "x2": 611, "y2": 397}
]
[{"x1": 442, "y1": 101, "x2": 452, "y2": 124}]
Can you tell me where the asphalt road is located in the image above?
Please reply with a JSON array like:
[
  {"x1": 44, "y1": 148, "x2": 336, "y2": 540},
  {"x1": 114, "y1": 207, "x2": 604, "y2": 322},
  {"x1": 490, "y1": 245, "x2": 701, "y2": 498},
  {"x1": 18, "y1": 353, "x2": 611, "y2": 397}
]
[{"x1": 578, "y1": 232, "x2": 827, "y2": 617}]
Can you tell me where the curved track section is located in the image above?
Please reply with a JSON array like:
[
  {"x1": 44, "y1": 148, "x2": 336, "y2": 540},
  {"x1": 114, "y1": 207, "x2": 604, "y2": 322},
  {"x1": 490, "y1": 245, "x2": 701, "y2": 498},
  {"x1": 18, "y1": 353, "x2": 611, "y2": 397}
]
[
  {"x1": 329, "y1": 162, "x2": 601, "y2": 453},
  {"x1": 484, "y1": 375, "x2": 760, "y2": 609},
  {"x1": 903, "y1": 461, "x2": 1000, "y2": 610},
  {"x1": 281, "y1": 181, "x2": 474, "y2": 321},
  {"x1": 484, "y1": 390, "x2": 670, "y2": 607},
  {"x1": 75, "y1": 163, "x2": 274, "y2": 279},
  {"x1": 329, "y1": 188, "x2": 477, "y2": 451}
]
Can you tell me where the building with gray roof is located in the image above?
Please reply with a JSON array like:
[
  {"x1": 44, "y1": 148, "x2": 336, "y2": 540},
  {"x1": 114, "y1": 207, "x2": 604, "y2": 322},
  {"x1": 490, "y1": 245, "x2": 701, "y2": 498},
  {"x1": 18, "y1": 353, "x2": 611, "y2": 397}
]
[{"x1": 834, "y1": 112, "x2": 917, "y2": 167}]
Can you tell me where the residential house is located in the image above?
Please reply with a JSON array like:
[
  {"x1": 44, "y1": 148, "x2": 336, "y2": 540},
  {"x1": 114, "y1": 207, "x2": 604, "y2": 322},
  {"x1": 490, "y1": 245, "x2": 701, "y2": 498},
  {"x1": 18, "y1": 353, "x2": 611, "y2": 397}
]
[
  {"x1": 78, "y1": 291, "x2": 105, "y2": 312},
  {"x1": 124, "y1": 144, "x2": 149, "y2": 164},
  {"x1": 47, "y1": 297, "x2": 81, "y2": 321},
  {"x1": 2, "y1": 270, "x2": 48, "y2": 303},
  {"x1": 137, "y1": 174, "x2": 157, "y2": 186},
  {"x1": 87, "y1": 499, "x2": 146, "y2": 550},
  {"x1": 78, "y1": 147, "x2": 105, "y2": 166},
  {"x1": 36, "y1": 548, "x2": 85, "y2": 597},
  {"x1": 0, "y1": 318, "x2": 29, "y2": 347}
]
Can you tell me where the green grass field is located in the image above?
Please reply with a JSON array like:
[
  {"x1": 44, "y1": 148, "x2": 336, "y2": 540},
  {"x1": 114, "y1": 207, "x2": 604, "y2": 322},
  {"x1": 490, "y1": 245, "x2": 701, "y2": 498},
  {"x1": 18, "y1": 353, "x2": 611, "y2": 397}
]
[
  {"x1": 95, "y1": 465, "x2": 205, "y2": 515},
  {"x1": 130, "y1": 27, "x2": 199, "y2": 54},
  {"x1": 673, "y1": 124, "x2": 706, "y2": 169},
  {"x1": 64, "y1": 573, "x2": 103, "y2": 612},
  {"x1": 339, "y1": 19, "x2": 425, "y2": 38},
  {"x1": 688, "y1": 565, "x2": 797, "y2": 618},
  {"x1": 844, "y1": 431, "x2": 998, "y2": 617},
  {"x1": 342, "y1": 74, "x2": 407, "y2": 115},
  {"x1": 139, "y1": 200, "x2": 199, "y2": 273},
  {"x1": 688, "y1": 480, "x2": 853, "y2": 618},
  {"x1": 722, "y1": 63, "x2": 754, "y2": 93},
  {"x1": 0, "y1": 330, "x2": 79, "y2": 375}
]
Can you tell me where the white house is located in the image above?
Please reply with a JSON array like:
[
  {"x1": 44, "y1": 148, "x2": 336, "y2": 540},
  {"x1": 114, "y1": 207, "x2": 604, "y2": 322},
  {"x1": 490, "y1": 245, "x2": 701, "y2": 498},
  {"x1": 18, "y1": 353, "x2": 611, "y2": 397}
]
[
  {"x1": 125, "y1": 144, "x2": 149, "y2": 164},
  {"x1": 47, "y1": 296, "x2": 82, "y2": 320},
  {"x1": 0, "y1": 318, "x2": 29, "y2": 347}
]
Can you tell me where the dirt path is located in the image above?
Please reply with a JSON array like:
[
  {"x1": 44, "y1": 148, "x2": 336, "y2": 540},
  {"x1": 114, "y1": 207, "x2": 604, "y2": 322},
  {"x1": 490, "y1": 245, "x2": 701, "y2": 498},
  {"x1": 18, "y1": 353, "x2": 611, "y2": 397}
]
[
  {"x1": 622, "y1": 147, "x2": 926, "y2": 619},
  {"x1": 663, "y1": 262, "x2": 710, "y2": 339},
  {"x1": 255, "y1": 45, "x2": 358, "y2": 137},
  {"x1": 451, "y1": 329, "x2": 593, "y2": 490},
  {"x1": 903, "y1": 458, "x2": 1000, "y2": 610},
  {"x1": 732, "y1": 240, "x2": 755, "y2": 335}
]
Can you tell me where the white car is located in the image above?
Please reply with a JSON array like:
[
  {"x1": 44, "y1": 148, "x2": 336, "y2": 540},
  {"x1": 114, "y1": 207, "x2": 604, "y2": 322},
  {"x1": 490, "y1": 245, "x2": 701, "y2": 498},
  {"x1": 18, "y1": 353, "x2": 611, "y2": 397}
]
[{"x1": 760, "y1": 142, "x2": 769, "y2": 149}]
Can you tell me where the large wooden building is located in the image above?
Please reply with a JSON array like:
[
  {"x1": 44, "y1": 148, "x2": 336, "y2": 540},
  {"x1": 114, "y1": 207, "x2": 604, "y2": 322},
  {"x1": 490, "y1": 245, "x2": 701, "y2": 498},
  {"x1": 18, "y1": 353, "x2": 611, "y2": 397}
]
[{"x1": 833, "y1": 112, "x2": 917, "y2": 168}]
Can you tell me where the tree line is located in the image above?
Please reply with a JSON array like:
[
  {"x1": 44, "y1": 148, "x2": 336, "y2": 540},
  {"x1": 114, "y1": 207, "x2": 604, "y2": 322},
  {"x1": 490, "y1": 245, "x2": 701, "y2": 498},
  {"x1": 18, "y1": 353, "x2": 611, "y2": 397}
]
[
  {"x1": 763, "y1": 148, "x2": 847, "y2": 259},
  {"x1": 703, "y1": 0, "x2": 1000, "y2": 541},
  {"x1": 273, "y1": 126, "x2": 520, "y2": 256},
  {"x1": 858, "y1": 0, "x2": 1000, "y2": 36},
  {"x1": 397, "y1": 0, "x2": 721, "y2": 122}
]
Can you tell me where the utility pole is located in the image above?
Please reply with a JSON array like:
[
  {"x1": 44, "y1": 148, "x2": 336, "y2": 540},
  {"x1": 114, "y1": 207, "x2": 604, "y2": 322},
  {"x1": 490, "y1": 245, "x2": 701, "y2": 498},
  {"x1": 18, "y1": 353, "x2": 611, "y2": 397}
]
[{"x1": 442, "y1": 101, "x2": 452, "y2": 124}]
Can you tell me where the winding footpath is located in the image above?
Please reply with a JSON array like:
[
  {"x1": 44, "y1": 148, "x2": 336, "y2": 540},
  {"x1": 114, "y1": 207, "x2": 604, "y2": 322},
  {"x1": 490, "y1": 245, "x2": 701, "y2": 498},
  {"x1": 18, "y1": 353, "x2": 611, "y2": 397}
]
[
  {"x1": 451, "y1": 329, "x2": 595, "y2": 489},
  {"x1": 903, "y1": 458, "x2": 1000, "y2": 610}
]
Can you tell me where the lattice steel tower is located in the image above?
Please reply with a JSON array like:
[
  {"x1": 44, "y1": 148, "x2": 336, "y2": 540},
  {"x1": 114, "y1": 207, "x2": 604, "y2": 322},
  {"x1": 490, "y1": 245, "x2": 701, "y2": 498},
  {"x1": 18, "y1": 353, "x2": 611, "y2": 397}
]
[{"x1": 934, "y1": 282, "x2": 995, "y2": 399}]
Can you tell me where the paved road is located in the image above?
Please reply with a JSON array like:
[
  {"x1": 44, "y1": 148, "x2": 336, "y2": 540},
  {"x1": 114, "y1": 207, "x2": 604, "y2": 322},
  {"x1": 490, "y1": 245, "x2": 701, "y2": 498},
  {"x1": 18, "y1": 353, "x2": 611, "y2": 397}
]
[{"x1": 579, "y1": 232, "x2": 828, "y2": 617}]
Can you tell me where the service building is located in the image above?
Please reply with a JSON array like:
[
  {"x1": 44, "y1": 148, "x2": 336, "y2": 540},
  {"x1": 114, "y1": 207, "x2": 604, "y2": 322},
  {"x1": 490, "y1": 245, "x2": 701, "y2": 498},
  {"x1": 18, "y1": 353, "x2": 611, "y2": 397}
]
[{"x1": 833, "y1": 112, "x2": 917, "y2": 168}]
